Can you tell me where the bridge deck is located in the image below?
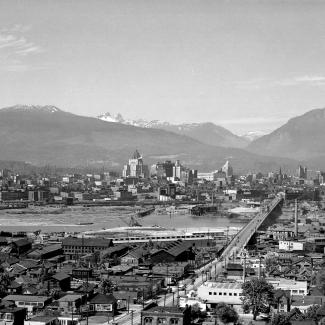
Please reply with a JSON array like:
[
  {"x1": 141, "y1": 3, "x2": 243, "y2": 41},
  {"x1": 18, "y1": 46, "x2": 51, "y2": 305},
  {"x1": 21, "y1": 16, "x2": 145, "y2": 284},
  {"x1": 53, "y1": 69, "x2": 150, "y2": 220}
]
[{"x1": 220, "y1": 196, "x2": 283, "y2": 260}]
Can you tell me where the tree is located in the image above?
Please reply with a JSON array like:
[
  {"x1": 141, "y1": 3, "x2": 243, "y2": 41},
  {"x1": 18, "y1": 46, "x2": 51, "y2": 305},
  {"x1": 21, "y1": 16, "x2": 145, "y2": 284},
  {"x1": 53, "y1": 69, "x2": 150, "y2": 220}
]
[
  {"x1": 293, "y1": 304, "x2": 322, "y2": 322},
  {"x1": 215, "y1": 303, "x2": 239, "y2": 325},
  {"x1": 241, "y1": 278, "x2": 274, "y2": 320},
  {"x1": 0, "y1": 272, "x2": 11, "y2": 294},
  {"x1": 98, "y1": 278, "x2": 114, "y2": 295},
  {"x1": 269, "y1": 313, "x2": 291, "y2": 325},
  {"x1": 316, "y1": 270, "x2": 325, "y2": 294},
  {"x1": 191, "y1": 303, "x2": 207, "y2": 320},
  {"x1": 49, "y1": 288, "x2": 63, "y2": 299}
]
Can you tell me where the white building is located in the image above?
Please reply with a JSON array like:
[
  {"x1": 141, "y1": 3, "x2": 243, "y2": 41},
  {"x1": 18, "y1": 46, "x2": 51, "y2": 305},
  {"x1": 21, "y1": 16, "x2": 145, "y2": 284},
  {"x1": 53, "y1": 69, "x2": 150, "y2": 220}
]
[
  {"x1": 197, "y1": 282, "x2": 243, "y2": 312},
  {"x1": 268, "y1": 279, "x2": 308, "y2": 296},
  {"x1": 279, "y1": 240, "x2": 305, "y2": 251}
]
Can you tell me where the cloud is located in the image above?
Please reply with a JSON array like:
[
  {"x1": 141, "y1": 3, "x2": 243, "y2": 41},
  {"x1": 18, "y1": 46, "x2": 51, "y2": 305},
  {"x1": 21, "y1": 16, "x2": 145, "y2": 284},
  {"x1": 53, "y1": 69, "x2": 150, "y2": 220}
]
[
  {"x1": 15, "y1": 46, "x2": 44, "y2": 56},
  {"x1": 0, "y1": 34, "x2": 44, "y2": 55},
  {"x1": 2, "y1": 25, "x2": 32, "y2": 33},
  {"x1": 236, "y1": 75, "x2": 325, "y2": 89},
  {"x1": 0, "y1": 30, "x2": 45, "y2": 71}
]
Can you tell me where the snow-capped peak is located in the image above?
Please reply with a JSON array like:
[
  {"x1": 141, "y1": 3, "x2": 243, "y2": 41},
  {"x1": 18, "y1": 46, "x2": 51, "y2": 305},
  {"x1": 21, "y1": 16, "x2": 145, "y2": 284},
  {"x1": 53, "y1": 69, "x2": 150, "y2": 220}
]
[
  {"x1": 241, "y1": 131, "x2": 266, "y2": 142},
  {"x1": 2, "y1": 105, "x2": 64, "y2": 113}
]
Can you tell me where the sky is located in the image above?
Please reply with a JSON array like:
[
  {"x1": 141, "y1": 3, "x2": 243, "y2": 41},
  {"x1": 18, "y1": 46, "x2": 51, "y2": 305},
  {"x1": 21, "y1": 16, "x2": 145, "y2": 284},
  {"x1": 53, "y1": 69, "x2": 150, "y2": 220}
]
[{"x1": 1, "y1": 0, "x2": 325, "y2": 135}]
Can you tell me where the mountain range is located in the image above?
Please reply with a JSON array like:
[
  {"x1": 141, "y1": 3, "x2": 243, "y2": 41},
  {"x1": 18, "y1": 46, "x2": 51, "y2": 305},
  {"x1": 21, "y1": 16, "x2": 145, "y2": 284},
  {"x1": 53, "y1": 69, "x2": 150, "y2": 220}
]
[
  {"x1": 247, "y1": 108, "x2": 325, "y2": 165},
  {"x1": 0, "y1": 105, "x2": 299, "y2": 173},
  {"x1": 96, "y1": 112, "x2": 265, "y2": 148}
]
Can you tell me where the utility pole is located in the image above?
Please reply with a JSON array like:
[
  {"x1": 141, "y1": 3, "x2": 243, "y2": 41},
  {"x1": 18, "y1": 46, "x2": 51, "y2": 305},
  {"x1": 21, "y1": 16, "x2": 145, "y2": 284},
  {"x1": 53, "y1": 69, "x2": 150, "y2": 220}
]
[{"x1": 243, "y1": 253, "x2": 246, "y2": 283}]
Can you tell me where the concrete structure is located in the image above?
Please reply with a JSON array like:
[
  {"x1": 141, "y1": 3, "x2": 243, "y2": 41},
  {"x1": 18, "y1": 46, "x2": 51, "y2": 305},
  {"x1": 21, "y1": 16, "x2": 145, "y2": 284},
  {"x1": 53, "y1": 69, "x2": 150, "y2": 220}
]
[{"x1": 197, "y1": 282, "x2": 243, "y2": 311}]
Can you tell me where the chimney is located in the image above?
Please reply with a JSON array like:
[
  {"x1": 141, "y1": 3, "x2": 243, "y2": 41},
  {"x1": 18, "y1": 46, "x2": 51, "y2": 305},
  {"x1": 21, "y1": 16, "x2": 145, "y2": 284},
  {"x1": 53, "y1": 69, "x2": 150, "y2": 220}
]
[{"x1": 295, "y1": 199, "x2": 298, "y2": 237}]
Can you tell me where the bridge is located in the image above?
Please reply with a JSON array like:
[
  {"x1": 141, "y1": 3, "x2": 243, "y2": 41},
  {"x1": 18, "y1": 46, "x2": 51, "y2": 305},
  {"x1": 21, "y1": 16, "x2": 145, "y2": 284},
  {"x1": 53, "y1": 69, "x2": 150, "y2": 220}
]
[
  {"x1": 109, "y1": 196, "x2": 284, "y2": 325},
  {"x1": 220, "y1": 195, "x2": 284, "y2": 261}
]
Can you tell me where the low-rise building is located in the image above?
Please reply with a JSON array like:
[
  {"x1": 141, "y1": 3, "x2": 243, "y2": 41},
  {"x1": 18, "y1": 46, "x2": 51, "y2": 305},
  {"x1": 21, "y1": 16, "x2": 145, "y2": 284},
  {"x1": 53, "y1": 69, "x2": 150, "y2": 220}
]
[
  {"x1": 0, "y1": 306, "x2": 26, "y2": 325},
  {"x1": 141, "y1": 305, "x2": 192, "y2": 325},
  {"x1": 2, "y1": 295, "x2": 52, "y2": 317},
  {"x1": 197, "y1": 282, "x2": 243, "y2": 312},
  {"x1": 62, "y1": 237, "x2": 113, "y2": 260}
]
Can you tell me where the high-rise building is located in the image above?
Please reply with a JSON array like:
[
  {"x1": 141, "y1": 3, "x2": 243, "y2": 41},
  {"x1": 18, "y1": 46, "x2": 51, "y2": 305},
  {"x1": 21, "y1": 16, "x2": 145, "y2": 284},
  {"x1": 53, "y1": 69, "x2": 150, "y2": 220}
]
[
  {"x1": 122, "y1": 150, "x2": 149, "y2": 178},
  {"x1": 296, "y1": 166, "x2": 307, "y2": 179},
  {"x1": 222, "y1": 161, "x2": 233, "y2": 177}
]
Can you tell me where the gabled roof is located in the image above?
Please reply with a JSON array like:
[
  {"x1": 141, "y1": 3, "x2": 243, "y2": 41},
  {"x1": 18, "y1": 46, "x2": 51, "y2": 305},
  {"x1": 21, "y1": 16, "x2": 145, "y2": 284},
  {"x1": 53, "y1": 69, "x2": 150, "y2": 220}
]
[
  {"x1": 309, "y1": 287, "x2": 325, "y2": 297},
  {"x1": 51, "y1": 272, "x2": 70, "y2": 281},
  {"x1": 8, "y1": 281, "x2": 22, "y2": 289},
  {"x1": 12, "y1": 238, "x2": 31, "y2": 247},
  {"x1": 15, "y1": 274, "x2": 33, "y2": 284},
  {"x1": 123, "y1": 248, "x2": 146, "y2": 259},
  {"x1": 273, "y1": 289, "x2": 291, "y2": 300},
  {"x1": 89, "y1": 293, "x2": 117, "y2": 304},
  {"x1": 23, "y1": 286, "x2": 39, "y2": 295}
]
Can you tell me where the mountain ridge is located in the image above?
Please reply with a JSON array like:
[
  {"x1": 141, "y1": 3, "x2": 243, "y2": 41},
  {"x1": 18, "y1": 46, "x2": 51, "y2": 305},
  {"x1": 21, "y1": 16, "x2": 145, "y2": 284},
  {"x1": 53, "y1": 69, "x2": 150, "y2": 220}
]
[
  {"x1": 247, "y1": 107, "x2": 325, "y2": 162},
  {"x1": 0, "y1": 105, "x2": 300, "y2": 173},
  {"x1": 96, "y1": 112, "x2": 250, "y2": 148}
]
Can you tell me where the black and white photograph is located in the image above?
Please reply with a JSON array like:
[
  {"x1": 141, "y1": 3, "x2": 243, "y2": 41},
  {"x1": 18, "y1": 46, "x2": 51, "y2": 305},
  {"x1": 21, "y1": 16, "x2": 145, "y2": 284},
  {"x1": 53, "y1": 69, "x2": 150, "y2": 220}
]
[{"x1": 1, "y1": 1, "x2": 325, "y2": 325}]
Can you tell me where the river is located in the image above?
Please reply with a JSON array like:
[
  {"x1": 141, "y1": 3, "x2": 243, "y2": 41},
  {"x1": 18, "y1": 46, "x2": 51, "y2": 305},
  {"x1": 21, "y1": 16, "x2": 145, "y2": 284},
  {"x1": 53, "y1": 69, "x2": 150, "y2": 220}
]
[{"x1": 0, "y1": 205, "x2": 250, "y2": 233}]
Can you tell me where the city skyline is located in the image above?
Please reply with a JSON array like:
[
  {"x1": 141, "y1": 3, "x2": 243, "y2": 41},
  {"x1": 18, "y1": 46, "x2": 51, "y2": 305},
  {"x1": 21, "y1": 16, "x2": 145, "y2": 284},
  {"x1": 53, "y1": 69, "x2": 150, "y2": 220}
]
[{"x1": 1, "y1": 1, "x2": 325, "y2": 134}]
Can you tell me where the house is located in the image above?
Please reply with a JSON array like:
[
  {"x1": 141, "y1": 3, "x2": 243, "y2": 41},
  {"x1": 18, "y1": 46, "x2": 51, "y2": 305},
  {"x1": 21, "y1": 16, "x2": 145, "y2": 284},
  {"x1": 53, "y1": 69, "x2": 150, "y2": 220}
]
[
  {"x1": 56, "y1": 294, "x2": 83, "y2": 313},
  {"x1": 22, "y1": 286, "x2": 39, "y2": 295},
  {"x1": 120, "y1": 248, "x2": 147, "y2": 266},
  {"x1": 88, "y1": 293, "x2": 117, "y2": 315},
  {"x1": 43, "y1": 273, "x2": 70, "y2": 292},
  {"x1": 2, "y1": 295, "x2": 52, "y2": 317},
  {"x1": 141, "y1": 305, "x2": 192, "y2": 325},
  {"x1": 271, "y1": 289, "x2": 291, "y2": 313},
  {"x1": 71, "y1": 268, "x2": 92, "y2": 281},
  {"x1": 24, "y1": 316, "x2": 57, "y2": 325},
  {"x1": 0, "y1": 306, "x2": 27, "y2": 325},
  {"x1": 7, "y1": 281, "x2": 23, "y2": 294},
  {"x1": 10, "y1": 239, "x2": 32, "y2": 256}
]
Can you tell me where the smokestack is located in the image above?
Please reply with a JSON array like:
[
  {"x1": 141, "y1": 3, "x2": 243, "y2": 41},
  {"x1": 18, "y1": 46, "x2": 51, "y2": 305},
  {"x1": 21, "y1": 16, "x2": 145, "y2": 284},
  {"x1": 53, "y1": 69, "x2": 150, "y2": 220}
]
[{"x1": 295, "y1": 199, "x2": 298, "y2": 237}]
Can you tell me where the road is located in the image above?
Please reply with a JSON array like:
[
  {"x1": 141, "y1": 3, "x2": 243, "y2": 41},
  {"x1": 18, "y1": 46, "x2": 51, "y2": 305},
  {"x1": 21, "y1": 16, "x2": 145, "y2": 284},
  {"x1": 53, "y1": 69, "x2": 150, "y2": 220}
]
[{"x1": 108, "y1": 197, "x2": 282, "y2": 325}]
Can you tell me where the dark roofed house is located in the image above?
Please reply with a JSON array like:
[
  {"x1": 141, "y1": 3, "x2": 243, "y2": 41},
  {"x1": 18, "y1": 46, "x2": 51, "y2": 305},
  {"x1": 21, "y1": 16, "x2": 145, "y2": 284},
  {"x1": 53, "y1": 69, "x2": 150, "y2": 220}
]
[
  {"x1": 10, "y1": 238, "x2": 32, "y2": 255},
  {"x1": 89, "y1": 293, "x2": 117, "y2": 315},
  {"x1": 271, "y1": 289, "x2": 291, "y2": 313},
  {"x1": 43, "y1": 272, "x2": 70, "y2": 292}
]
